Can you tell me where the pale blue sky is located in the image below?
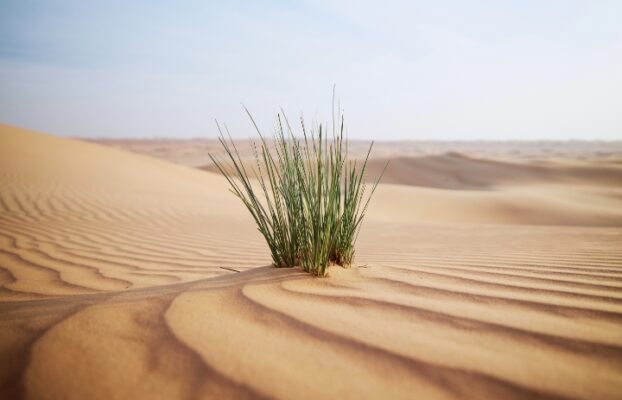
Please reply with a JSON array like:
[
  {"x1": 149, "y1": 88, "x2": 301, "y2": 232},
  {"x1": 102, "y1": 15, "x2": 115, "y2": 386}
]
[{"x1": 1, "y1": 0, "x2": 621, "y2": 139}]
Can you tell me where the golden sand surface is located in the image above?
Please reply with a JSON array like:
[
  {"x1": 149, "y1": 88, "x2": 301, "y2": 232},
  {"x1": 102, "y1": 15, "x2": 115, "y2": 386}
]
[{"x1": 2, "y1": 124, "x2": 622, "y2": 399}]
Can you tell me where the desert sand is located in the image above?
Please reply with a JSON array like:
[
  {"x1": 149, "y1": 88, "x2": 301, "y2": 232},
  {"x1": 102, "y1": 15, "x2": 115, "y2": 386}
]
[{"x1": 2, "y1": 123, "x2": 622, "y2": 399}]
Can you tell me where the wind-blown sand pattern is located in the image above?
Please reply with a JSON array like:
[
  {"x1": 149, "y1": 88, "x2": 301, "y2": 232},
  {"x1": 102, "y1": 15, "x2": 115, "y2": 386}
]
[{"x1": 2, "y1": 124, "x2": 622, "y2": 399}]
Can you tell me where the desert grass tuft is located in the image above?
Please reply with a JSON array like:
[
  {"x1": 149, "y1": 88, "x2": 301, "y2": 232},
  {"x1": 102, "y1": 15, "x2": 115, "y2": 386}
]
[{"x1": 210, "y1": 99, "x2": 386, "y2": 276}]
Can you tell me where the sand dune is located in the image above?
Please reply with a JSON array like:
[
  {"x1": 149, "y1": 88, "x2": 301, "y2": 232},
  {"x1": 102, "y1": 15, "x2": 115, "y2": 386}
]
[
  {"x1": 365, "y1": 152, "x2": 622, "y2": 189},
  {"x1": 92, "y1": 138, "x2": 622, "y2": 168},
  {"x1": 2, "y1": 123, "x2": 622, "y2": 399},
  {"x1": 202, "y1": 151, "x2": 622, "y2": 227},
  {"x1": 202, "y1": 151, "x2": 622, "y2": 190}
]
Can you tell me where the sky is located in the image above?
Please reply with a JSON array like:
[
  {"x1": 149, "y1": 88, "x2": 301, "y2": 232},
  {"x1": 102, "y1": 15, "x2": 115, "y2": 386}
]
[{"x1": 0, "y1": 0, "x2": 621, "y2": 140}]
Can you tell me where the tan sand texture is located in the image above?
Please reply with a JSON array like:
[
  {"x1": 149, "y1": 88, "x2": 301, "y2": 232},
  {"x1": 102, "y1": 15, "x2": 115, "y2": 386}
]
[{"x1": 2, "y1": 123, "x2": 622, "y2": 399}]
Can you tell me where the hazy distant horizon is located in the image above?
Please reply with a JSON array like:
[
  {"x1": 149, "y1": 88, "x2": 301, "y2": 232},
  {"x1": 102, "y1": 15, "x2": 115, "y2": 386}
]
[
  {"x1": 6, "y1": 120, "x2": 621, "y2": 142},
  {"x1": 1, "y1": 1, "x2": 621, "y2": 140},
  {"x1": 83, "y1": 133, "x2": 622, "y2": 143}
]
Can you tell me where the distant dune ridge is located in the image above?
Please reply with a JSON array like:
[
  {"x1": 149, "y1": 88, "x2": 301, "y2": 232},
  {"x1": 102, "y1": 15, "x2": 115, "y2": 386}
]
[
  {"x1": 90, "y1": 137, "x2": 622, "y2": 168},
  {"x1": 201, "y1": 150, "x2": 622, "y2": 189},
  {"x1": 2, "y1": 123, "x2": 622, "y2": 399}
]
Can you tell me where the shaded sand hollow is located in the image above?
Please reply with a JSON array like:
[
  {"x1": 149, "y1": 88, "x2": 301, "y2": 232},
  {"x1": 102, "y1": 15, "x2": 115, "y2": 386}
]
[{"x1": 2, "y1": 123, "x2": 622, "y2": 399}]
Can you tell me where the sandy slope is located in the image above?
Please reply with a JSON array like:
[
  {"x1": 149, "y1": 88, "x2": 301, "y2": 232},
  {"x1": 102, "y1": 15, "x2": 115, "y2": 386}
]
[{"x1": 1, "y1": 124, "x2": 622, "y2": 399}]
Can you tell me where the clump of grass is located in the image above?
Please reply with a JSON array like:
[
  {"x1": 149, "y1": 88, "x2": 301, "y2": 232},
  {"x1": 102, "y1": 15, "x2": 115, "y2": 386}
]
[{"x1": 210, "y1": 99, "x2": 386, "y2": 276}]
